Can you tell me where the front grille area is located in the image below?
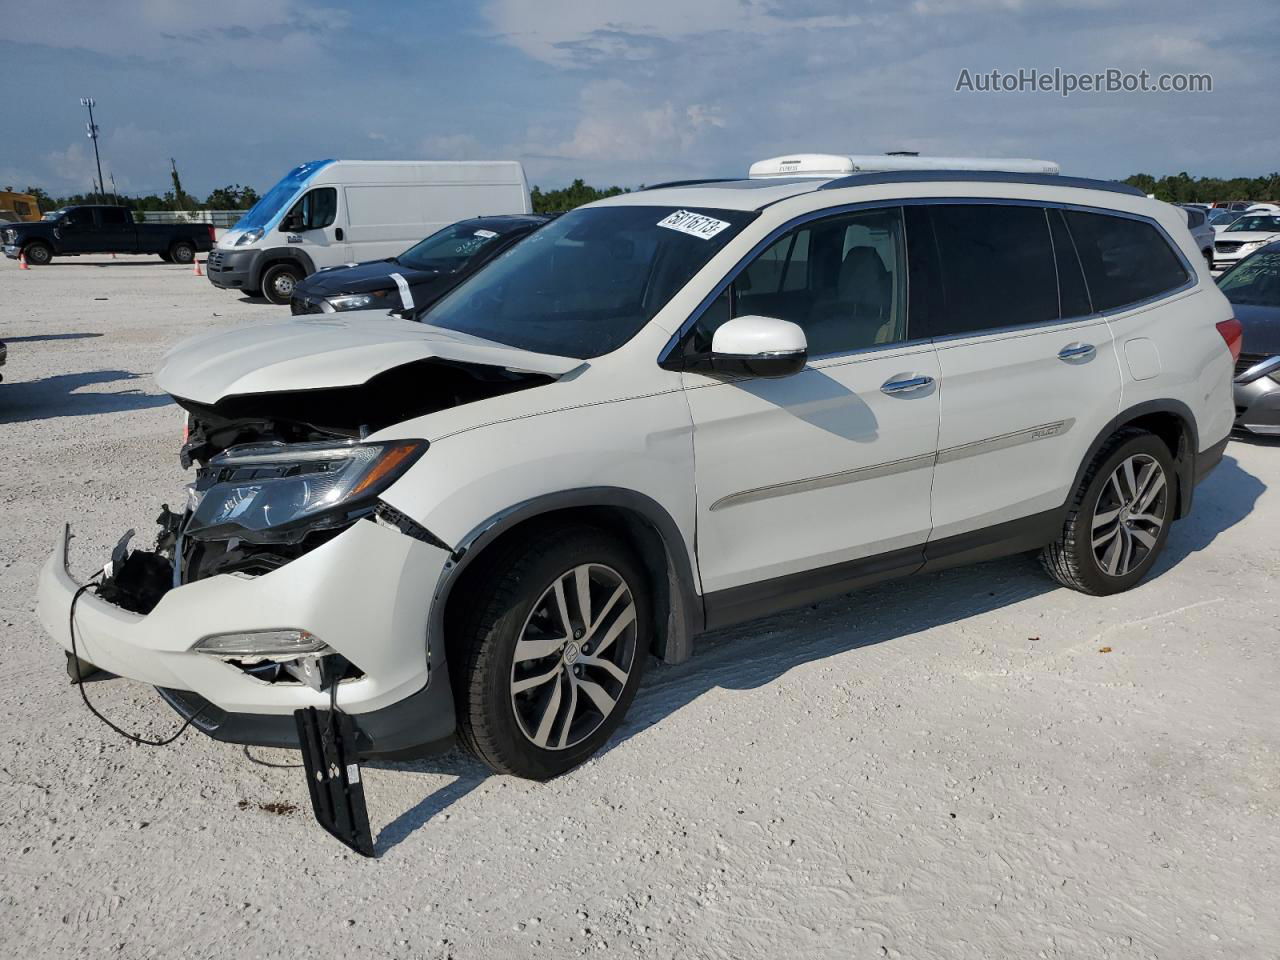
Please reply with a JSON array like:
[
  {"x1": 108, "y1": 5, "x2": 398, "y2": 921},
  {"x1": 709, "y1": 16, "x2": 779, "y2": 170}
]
[
  {"x1": 1216, "y1": 241, "x2": 1243, "y2": 254},
  {"x1": 207, "y1": 250, "x2": 225, "y2": 271}
]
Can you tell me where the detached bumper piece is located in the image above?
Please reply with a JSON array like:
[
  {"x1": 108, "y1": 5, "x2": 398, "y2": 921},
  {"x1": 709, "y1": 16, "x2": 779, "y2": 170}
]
[{"x1": 295, "y1": 707, "x2": 374, "y2": 857}]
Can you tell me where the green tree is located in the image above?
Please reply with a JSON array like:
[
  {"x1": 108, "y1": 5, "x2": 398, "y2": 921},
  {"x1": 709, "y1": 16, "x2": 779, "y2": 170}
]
[
  {"x1": 1123, "y1": 171, "x2": 1280, "y2": 203},
  {"x1": 169, "y1": 158, "x2": 192, "y2": 210},
  {"x1": 530, "y1": 179, "x2": 629, "y2": 213},
  {"x1": 204, "y1": 184, "x2": 261, "y2": 209},
  {"x1": 22, "y1": 185, "x2": 56, "y2": 211}
]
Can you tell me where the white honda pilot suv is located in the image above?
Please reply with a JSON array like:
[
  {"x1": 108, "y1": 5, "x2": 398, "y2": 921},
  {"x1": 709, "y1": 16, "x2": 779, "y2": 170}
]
[{"x1": 38, "y1": 156, "x2": 1240, "y2": 782}]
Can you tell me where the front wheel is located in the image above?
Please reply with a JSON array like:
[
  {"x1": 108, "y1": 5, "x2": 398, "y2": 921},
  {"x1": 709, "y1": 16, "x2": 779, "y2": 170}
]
[
  {"x1": 22, "y1": 241, "x2": 52, "y2": 265},
  {"x1": 1041, "y1": 430, "x2": 1176, "y2": 595},
  {"x1": 449, "y1": 526, "x2": 649, "y2": 780},
  {"x1": 261, "y1": 263, "x2": 302, "y2": 304}
]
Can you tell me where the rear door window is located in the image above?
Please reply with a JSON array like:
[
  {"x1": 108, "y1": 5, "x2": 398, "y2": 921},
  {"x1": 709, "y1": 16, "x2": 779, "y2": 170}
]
[
  {"x1": 1063, "y1": 210, "x2": 1189, "y2": 311},
  {"x1": 100, "y1": 207, "x2": 128, "y2": 226},
  {"x1": 906, "y1": 203, "x2": 1059, "y2": 337}
]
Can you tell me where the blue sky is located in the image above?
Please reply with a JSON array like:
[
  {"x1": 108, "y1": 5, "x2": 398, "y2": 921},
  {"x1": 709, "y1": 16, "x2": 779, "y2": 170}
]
[{"x1": 2, "y1": 0, "x2": 1277, "y2": 199}]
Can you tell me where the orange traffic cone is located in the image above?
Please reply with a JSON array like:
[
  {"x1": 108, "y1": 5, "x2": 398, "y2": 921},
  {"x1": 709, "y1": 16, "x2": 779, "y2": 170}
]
[
  {"x1": 193, "y1": 258, "x2": 203, "y2": 277},
  {"x1": 18, "y1": 251, "x2": 29, "y2": 270}
]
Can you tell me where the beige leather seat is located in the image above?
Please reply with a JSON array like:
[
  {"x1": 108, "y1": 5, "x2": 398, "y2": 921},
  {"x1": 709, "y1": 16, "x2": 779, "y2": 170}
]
[{"x1": 805, "y1": 246, "x2": 894, "y2": 354}]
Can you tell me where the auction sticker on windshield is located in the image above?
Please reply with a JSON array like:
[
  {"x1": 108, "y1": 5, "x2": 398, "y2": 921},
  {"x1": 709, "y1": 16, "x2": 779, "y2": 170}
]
[{"x1": 657, "y1": 209, "x2": 731, "y2": 240}]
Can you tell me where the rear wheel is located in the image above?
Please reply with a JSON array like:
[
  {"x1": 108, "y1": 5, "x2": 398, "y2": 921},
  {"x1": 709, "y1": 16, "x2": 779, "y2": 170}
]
[
  {"x1": 1041, "y1": 430, "x2": 1176, "y2": 595},
  {"x1": 23, "y1": 241, "x2": 52, "y2": 265},
  {"x1": 449, "y1": 526, "x2": 649, "y2": 780},
  {"x1": 261, "y1": 263, "x2": 302, "y2": 304},
  {"x1": 169, "y1": 241, "x2": 195, "y2": 264}
]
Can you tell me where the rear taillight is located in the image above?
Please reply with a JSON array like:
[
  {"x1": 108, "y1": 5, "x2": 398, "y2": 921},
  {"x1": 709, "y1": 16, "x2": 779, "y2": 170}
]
[
  {"x1": 207, "y1": 225, "x2": 216, "y2": 243},
  {"x1": 1216, "y1": 317, "x2": 1244, "y2": 362}
]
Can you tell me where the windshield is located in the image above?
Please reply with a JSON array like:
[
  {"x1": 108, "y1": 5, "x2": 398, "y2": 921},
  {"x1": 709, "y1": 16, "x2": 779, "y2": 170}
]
[
  {"x1": 42, "y1": 209, "x2": 65, "y2": 221},
  {"x1": 1208, "y1": 209, "x2": 1239, "y2": 224},
  {"x1": 398, "y1": 222, "x2": 515, "y2": 273},
  {"x1": 1218, "y1": 251, "x2": 1280, "y2": 306},
  {"x1": 231, "y1": 159, "x2": 334, "y2": 233},
  {"x1": 1226, "y1": 215, "x2": 1280, "y2": 233},
  {"x1": 418, "y1": 205, "x2": 757, "y2": 359}
]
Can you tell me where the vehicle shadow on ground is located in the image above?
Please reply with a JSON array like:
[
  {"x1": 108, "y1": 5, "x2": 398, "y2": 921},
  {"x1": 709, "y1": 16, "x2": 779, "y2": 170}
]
[
  {"x1": 367, "y1": 454, "x2": 1264, "y2": 851},
  {"x1": 2, "y1": 332, "x2": 103, "y2": 344},
  {"x1": 40, "y1": 261, "x2": 174, "y2": 268},
  {"x1": 0, "y1": 370, "x2": 172, "y2": 422},
  {"x1": 1152, "y1": 452, "x2": 1265, "y2": 570}
]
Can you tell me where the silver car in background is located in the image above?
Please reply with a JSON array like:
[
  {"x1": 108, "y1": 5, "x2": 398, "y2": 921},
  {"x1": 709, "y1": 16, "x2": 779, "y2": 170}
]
[
  {"x1": 1218, "y1": 242, "x2": 1280, "y2": 436},
  {"x1": 1179, "y1": 205, "x2": 1215, "y2": 267}
]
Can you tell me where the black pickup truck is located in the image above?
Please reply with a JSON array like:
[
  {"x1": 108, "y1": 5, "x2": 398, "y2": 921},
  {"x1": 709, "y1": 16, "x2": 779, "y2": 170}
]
[{"x1": 2, "y1": 205, "x2": 215, "y2": 265}]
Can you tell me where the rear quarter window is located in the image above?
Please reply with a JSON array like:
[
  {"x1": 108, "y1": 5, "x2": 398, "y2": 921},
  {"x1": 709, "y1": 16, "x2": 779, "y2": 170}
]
[{"x1": 1063, "y1": 210, "x2": 1190, "y2": 312}]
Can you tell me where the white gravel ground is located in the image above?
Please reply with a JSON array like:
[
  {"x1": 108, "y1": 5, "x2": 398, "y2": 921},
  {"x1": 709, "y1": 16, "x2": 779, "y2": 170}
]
[{"x1": 1, "y1": 254, "x2": 1278, "y2": 959}]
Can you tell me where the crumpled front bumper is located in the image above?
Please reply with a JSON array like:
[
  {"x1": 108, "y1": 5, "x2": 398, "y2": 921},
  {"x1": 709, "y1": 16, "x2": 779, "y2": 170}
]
[{"x1": 36, "y1": 518, "x2": 455, "y2": 723}]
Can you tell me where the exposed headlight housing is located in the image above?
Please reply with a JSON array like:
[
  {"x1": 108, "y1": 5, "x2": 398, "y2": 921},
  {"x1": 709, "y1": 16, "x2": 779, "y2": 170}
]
[
  {"x1": 234, "y1": 227, "x2": 264, "y2": 247},
  {"x1": 325, "y1": 292, "x2": 387, "y2": 311},
  {"x1": 185, "y1": 439, "x2": 426, "y2": 543}
]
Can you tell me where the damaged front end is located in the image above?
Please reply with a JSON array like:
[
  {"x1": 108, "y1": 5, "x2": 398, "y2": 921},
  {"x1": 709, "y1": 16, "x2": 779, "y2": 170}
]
[
  {"x1": 95, "y1": 436, "x2": 428, "y2": 688},
  {"x1": 92, "y1": 331, "x2": 568, "y2": 687}
]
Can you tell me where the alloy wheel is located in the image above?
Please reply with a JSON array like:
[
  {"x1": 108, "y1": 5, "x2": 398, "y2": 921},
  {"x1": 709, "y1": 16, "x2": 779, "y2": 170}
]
[
  {"x1": 509, "y1": 563, "x2": 638, "y2": 751},
  {"x1": 1091, "y1": 453, "x2": 1168, "y2": 577}
]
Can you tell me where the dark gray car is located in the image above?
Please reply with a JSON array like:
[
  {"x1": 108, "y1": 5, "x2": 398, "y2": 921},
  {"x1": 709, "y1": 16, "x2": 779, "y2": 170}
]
[{"x1": 1217, "y1": 243, "x2": 1280, "y2": 436}]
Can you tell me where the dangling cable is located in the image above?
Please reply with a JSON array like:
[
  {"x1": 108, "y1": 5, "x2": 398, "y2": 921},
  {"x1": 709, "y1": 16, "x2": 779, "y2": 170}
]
[{"x1": 69, "y1": 580, "x2": 206, "y2": 746}]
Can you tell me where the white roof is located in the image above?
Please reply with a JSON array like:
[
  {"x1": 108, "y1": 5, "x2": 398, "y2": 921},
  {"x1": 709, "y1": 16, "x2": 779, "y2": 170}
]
[{"x1": 595, "y1": 178, "x2": 825, "y2": 212}]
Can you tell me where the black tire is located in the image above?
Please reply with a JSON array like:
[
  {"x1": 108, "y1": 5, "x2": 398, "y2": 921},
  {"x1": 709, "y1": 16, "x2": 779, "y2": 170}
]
[
  {"x1": 169, "y1": 241, "x2": 195, "y2": 264},
  {"x1": 449, "y1": 525, "x2": 650, "y2": 780},
  {"x1": 22, "y1": 241, "x2": 52, "y2": 265},
  {"x1": 1040, "y1": 429, "x2": 1177, "y2": 595},
  {"x1": 261, "y1": 263, "x2": 302, "y2": 305}
]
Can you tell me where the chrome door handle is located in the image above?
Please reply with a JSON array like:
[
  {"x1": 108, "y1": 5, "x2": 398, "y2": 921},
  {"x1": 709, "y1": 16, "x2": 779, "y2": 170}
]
[
  {"x1": 1058, "y1": 343, "x2": 1096, "y2": 361},
  {"x1": 880, "y1": 375, "x2": 935, "y2": 395}
]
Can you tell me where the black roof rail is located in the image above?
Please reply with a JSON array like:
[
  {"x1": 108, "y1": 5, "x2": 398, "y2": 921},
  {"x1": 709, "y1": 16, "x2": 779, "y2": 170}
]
[
  {"x1": 817, "y1": 170, "x2": 1145, "y2": 197},
  {"x1": 640, "y1": 178, "x2": 737, "y2": 191}
]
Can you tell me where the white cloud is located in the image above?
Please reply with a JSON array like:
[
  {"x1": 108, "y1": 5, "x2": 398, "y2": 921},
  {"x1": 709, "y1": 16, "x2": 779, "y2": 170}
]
[{"x1": 4, "y1": 0, "x2": 348, "y2": 68}]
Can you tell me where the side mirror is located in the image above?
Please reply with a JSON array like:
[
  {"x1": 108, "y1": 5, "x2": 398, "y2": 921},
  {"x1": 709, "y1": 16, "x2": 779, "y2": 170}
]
[{"x1": 708, "y1": 315, "x2": 808, "y2": 378}]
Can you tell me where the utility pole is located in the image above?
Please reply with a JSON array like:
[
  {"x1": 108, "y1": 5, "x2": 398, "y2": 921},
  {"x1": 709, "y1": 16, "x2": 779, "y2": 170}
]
[
  {"x1": 80, "y1": 97, "x2": 106, "y2": 204},
  {"x1": 109, "y1": 172, "x2": 120, "y2": 205}
]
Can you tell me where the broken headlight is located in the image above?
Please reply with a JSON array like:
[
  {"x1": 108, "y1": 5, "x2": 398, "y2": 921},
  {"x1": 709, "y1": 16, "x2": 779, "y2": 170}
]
[{"x1": 185, "y1": 439, "x2": 425, "y2": 542}]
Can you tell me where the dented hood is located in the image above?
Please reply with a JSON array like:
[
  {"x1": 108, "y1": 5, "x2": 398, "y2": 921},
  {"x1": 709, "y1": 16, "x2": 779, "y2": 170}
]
[{"x1": 156, "y1": 316, "x2": 584, "y2": 404}]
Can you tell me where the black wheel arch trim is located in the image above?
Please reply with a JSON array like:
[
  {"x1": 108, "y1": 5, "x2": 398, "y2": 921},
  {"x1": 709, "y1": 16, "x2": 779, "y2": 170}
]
[
  {"x1": 428, "y1": 487, "x2": 702, "y2": 668},
  {"x1": 251, "y1": 247, "x2": 316, "y2": 287},
  {"x1": 1074, "y1": 399, "x2": 1200, "y2": 519}
]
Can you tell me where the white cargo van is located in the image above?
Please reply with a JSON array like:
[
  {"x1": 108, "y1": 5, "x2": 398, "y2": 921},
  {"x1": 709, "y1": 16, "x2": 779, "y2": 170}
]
[{"x1": 207, "y1": 159, "x2": 531, "y2": 303}]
